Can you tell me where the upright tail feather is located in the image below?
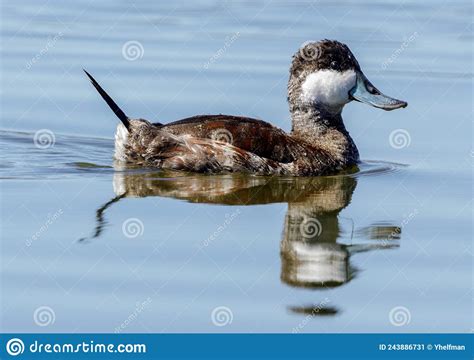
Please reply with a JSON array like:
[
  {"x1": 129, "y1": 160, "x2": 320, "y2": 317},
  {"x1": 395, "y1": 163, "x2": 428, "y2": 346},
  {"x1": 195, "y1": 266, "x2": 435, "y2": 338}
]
[{"x1": 83, "y1": 69, "x2": 130, "y2": 130}]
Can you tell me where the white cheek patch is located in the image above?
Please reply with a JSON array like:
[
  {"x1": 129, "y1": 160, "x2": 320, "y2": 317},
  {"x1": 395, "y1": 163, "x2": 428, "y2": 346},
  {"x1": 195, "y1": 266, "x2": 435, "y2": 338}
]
[
  {"x1": 114, "y1": 123, "x2": 128, "y2": 161},
  {"x1": 300, "y1": 70, "x2": 356, "y2": 107}
]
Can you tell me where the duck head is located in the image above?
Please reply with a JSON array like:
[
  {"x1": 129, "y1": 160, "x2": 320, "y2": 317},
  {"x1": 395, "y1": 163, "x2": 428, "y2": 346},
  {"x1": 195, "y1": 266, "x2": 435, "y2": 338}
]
[{"x1": 288, "y1": 40, "x2": 407, "y2": 115}]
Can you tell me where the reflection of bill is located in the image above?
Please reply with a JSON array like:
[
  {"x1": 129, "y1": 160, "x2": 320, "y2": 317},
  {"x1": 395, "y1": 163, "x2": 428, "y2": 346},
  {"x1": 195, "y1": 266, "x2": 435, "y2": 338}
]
[{"x1": 281, "y1": 234, "x2": 400, "y2": 290}]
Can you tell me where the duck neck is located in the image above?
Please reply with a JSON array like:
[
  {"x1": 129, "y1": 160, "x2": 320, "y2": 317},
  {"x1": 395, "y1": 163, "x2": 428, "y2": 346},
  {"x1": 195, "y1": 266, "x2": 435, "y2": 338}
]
[{"x1": 290, "y1": 105, "x2": 359, "y2": 165}]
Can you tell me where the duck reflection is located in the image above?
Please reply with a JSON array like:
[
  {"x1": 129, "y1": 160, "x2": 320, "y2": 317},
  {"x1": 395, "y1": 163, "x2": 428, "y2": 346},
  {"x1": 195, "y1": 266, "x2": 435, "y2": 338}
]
[
  {"x1": 280, "y1": 176, "x2": 400, "y2": 290},
  {"x1": 84, "y1": 169, "x2": 401, "y2": 313}
]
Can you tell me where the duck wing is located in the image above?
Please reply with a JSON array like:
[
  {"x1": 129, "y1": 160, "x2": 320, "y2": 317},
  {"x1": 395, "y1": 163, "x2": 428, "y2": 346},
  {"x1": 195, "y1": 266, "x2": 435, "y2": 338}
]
[
  {"x1": 124, "y1": 119, "x2": 292, "y2": 174},
  {"x1": 158, "y1": 115, "x2": 297, "y2": 163}
]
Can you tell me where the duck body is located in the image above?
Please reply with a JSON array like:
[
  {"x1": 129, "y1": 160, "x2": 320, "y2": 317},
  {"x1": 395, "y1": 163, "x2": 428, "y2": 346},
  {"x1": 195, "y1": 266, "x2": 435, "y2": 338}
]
[
  {"x1": 85, "y1": 40, "x2": 407, "y2": 176},
  {"x1": 115, "y1": 114, "x2": 351, "y2": 176},
  {"x1": 114, "y1": 118, "x2": 338, "y2": 176}
]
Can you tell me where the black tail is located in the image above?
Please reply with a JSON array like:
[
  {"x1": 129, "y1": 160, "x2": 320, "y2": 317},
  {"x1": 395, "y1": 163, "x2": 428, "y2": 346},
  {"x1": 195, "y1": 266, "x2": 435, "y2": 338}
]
[{"x1": 83, "y1": 69, "x2": 130, "y2": 130}]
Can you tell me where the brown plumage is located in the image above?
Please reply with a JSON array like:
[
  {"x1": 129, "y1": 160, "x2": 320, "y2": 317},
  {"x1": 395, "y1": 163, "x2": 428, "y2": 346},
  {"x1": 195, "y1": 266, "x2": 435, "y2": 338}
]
[{"x1": 121, "y1": 118, "x2": 339, "y2": 176}]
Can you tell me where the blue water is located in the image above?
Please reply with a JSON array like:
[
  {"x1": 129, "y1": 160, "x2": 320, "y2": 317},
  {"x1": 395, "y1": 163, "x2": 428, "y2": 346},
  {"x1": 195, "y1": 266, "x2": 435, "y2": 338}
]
[{"x1": 1, "y1": 0, "x2": 472, "y2": 333}]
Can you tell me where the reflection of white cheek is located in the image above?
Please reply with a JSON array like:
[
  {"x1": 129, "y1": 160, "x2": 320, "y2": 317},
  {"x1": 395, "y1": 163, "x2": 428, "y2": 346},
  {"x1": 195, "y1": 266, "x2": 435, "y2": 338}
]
[
  {"x1": 301, "y1": 70, "x2": 356, "y2": 107},
  {"x1": 113, "y1": 172, "x2": 126, "y2": 195}
]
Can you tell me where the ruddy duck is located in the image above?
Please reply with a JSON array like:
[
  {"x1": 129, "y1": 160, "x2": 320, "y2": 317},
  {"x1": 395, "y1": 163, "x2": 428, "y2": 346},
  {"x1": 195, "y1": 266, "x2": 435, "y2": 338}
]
[{"x1": 85, "y1": 40, "x2": 407, "y2": 176}]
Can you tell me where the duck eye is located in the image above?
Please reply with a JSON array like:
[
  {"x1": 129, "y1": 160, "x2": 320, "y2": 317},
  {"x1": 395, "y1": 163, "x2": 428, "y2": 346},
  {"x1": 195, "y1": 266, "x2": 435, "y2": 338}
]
[
  {"x1": 365, "y1": 80, "x2": 380, "y2": 95},
  {"x1": 330, "y1": 61, "x2": 338, "y2": 70}
]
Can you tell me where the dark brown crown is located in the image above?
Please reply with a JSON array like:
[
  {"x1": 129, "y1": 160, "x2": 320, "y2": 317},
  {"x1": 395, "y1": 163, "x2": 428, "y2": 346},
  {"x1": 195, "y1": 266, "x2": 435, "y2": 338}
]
[{"x1": 290, "y1": 40, "x2": 360, "y2": 76}]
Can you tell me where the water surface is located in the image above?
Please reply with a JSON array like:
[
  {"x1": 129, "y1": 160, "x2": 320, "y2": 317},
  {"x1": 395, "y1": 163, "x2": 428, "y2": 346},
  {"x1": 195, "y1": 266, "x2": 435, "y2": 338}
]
[{"x1": 1, "y1": 0, "x2": 472, "y2": 333}]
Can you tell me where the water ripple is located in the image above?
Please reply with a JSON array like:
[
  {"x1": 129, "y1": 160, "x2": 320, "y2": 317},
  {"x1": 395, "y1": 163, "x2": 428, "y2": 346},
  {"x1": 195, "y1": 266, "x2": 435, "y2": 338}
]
[{"x1": 0, "y1": 130, "x2": 406, "y2": 180}]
